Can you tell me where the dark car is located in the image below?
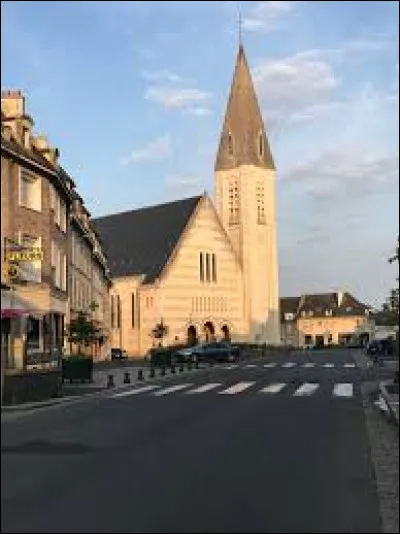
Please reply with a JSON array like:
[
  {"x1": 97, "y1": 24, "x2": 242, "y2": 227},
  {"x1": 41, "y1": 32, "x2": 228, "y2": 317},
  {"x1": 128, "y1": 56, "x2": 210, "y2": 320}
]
[
  {"x1": 110, "y1": 348, "x2": 128, "y2": 360},
  {"x1": 366, "y1": 338, "x2": 395, "y2": 358},
  {"x1": 188, "y1": 341, "x2": 240, "y2": 363}
]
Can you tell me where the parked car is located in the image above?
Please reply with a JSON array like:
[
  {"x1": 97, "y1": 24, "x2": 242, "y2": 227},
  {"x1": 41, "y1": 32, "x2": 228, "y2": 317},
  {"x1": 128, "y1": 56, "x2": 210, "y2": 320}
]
[
  {"x1": 110, "y1": 348, "x2": 128, "y2": 360},
  {"x1": 366, "y1": 338, "x2": 395, "y2": 357},
  {"x1": 173, "y1": 341, "x2": 240, "y2": 364}
]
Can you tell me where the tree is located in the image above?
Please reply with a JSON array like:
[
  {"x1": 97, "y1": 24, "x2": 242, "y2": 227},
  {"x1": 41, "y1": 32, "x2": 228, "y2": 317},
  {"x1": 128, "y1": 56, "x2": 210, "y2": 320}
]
[
  {"x1": 67, "y1": 302, "x2": 102, "y2": 356},
  {"x1": 151, "y1": 319, "x2": 169, "y2": 346}
]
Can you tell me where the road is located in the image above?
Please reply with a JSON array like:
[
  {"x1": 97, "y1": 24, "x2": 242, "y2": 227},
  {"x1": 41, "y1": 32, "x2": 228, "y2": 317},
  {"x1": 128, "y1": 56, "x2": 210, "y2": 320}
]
[{"x1": 1, "y1": 349, "x2": 381, "y2": 533}]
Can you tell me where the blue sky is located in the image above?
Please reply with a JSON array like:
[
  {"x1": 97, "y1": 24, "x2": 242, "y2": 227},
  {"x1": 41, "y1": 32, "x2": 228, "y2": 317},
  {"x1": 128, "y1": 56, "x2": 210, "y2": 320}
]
[{"x1": 1, "y1": 1, "x2": 398, "y2": 307}]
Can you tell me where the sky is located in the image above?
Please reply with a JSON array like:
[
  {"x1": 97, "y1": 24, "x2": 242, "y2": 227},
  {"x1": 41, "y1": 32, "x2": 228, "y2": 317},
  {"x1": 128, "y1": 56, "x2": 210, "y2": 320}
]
[{"x1": 1, "y1": 0, "x2": 399, "y2": 307}]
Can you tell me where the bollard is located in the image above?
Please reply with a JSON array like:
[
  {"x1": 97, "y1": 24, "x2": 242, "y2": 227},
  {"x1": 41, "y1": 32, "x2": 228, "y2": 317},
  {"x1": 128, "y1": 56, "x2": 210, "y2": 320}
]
[
  {"x1": 179, "y1": 363, "x2": 184, "y2": 373},
  {"x1": 123, "y1": 372, "x2": 131, "y2": 384},
  {"x1": 107, "y1": 374, "x2": 115, "y2": 388},
  {"x1": 161, "y1": 366, "x2": 166, "y2": 376},
  {"x1": 188, "y1": 361, "x2": 192, "y2": 372},
  {"x1": 138, "y1": 368, "x2": 144, "y2": 381},
  {"x1": 195, "y1": 360, "x2": 199, "y2": 369},
  {"x1": 150, "y1": 367, "x2": 155, "y2": 379},
  {"x1": 171, "y1": 364, "x2": 176, "y2": 374}
]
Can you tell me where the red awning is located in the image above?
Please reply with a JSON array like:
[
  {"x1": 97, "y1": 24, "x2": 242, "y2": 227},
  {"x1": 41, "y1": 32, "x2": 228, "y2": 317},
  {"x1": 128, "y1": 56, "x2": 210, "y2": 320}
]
[{"x1": 1, "y1": 309, "x2": 31, "y2": 319}]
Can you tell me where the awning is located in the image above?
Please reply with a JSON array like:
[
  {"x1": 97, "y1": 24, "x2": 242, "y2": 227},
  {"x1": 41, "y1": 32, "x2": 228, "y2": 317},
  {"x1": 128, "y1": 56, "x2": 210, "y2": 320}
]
[
  {"x1": 1, "y1": 308, "x2": 30, "y2": 319},
  {"x1": 1, "y1": 309, "x2": 46, "y2": 319}
]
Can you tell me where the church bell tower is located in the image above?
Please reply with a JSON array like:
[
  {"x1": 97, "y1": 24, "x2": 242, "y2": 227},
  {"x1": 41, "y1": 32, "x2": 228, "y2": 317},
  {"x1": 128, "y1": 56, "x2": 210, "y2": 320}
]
[{"x1": 214, "y1": 43, "x2": 280, "y2": 344}]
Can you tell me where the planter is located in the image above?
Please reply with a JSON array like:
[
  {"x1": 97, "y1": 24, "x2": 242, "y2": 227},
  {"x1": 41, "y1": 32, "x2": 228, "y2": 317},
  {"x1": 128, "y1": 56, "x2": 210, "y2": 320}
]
[{"x1": 62, "y1": 356, "x2": 93, "y2": 383}]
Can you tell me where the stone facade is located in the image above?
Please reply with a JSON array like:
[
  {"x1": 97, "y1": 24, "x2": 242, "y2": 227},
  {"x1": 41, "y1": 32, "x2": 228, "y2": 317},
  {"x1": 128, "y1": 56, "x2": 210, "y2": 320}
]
[
  {"x1": 280, "y1": 292, "x2": 374, "y2": 347},
  {"x1": 95, "y1": 44, "x2": 281, "y2": 355},
  {"x1": 1, "y1": 90, "x2": 111, "y2": 403}
]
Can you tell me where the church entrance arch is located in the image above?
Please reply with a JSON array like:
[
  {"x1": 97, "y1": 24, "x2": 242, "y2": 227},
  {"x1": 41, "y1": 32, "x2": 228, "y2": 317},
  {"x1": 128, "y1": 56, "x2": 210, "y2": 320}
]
[
  {"x1": 221, "y1": 324, "x2": 230, "y2": 341},
  {"x1": 204, "y1": 321, "x2": 215, "y2": 342},
  {"x1": 187, "y1": 325, "x2": 198, "y2": 346}
]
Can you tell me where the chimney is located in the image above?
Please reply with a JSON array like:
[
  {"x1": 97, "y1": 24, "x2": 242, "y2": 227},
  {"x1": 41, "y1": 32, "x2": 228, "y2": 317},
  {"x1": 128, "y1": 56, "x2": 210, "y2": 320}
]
[
  {"x1": 1, "y1": 90, "x2": 25, "y2": 118},
  {"x1": 337, "y1": 291, "x2": 344, "y2": 307},
  {"x1": 33, "y1": 135, "x2": 59, "y2": 165}
]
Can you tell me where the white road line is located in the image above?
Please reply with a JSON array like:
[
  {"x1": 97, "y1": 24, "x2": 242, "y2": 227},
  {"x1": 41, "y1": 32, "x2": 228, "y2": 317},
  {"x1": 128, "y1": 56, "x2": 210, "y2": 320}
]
[
  {"x1": 219, "y1": 382, "x2": 255, "y2": 395},
  {"x1": 112, "y1": 385, "x2": 160, "y2": 398},
  {"x1": 333, "y1": 383, "x2": 353, "y2": 398},
  {"x1": 263, "y1": 363, "x2": 277, "y2": 368},
  {"x1": 260, "y1": 383, "x2": 286, "y2": 394},
  {"x1": 344, "y1": 363, "x2": 356, "y2": 368},
  {"x1": 153, "y1": 384, "x2": 193, "y2": 396},
  {"x1": 303, "y1": 362, "x2": 316, "y2": 368},
  {"x1": 245, "y1": 364, "x2": 257, "y2": 368},
  {"x1": 293, "y1": 383, "x2": 320, "y2": 396},
  {"x1": 282, "y1": 362, "x2": 296, "y2": 368},
  {"x1": 323, "y1": 363, "x2": 334, "y2": 368},
  {"x1": 224, "y1": 364, "x2": 239, "y2": 369},
  {"x1": 186, "y1": 383, "x2": 222, "y2": 394}
]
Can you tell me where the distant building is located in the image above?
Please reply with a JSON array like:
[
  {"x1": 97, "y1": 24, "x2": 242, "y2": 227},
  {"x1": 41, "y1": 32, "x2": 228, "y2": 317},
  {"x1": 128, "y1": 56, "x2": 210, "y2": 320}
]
[
  {"x1": 280, "y1": 292, "x2": 374, "y2": 347},
  {"x1": 93, "y1": 43, "x2": 281, "y2": 357}
]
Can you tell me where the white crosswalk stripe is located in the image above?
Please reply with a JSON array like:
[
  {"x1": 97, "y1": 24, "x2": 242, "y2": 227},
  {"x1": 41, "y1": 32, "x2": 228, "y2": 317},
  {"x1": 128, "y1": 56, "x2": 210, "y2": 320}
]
[
  {"x1": 344, "y1": 363, "x2": 356, "y2": 368},
  {"x1": 112, "y1": 385, "x2": 160, "y2": 398},
  {"x1": 224, "y1": 364, "x2": 239, "y2": 369},
  {"x1": 260, "y1": 383, "x2": 286, "y2": 394},
  {"x1": 323, "y1": 363, "x2": 335, "y2": 368},
  {"x1": 153, "y1": 384, "x2": 193, "y2": 396},
  {"x1": 293, "y1": 383, "x2": 320, "y2": 396},
  {"x1": 263, "y1": 363, "x2": 277, "y2": 368},
  {"x1": 245, "y1": 364, "x2": 257, "y2": 368},
  {"x1": 333, "y1": 383, "x2": 353, "y2": 397},
  {"x1": 219, "y1": 382, "x2": 255, "y2": 395},
  {"x1": 302, "y1": 362, "x2": 316, "y2": 368},
  {"x1": 282, "y1": 362, "x2": 296, "y2": 368},
  {"x1": 186, "y1": 383, "x2": 222, "y2": 394}
]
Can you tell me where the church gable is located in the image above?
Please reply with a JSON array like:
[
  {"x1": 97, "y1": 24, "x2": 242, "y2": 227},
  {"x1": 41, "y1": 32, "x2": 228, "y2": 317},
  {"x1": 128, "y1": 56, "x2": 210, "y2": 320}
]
[{"x1": 161, "y1": 194, "x2": 242, "y2": 286}]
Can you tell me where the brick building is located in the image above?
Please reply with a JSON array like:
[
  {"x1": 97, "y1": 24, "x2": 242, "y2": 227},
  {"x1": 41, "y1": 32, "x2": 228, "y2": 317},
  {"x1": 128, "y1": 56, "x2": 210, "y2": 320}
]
[{"x1": 1, "y1": 90, "x2": 111, "y2": 404}]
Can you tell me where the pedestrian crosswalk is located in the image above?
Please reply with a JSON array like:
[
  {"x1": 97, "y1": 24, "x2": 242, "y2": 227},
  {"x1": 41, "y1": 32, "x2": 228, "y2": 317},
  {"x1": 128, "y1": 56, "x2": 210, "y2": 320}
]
[
  {"x1": 226, "y1": 362, "x2": 356, "y2": 370},
  {"x1": 111, "y1": 380, "x2": 357, "y2": 399}
]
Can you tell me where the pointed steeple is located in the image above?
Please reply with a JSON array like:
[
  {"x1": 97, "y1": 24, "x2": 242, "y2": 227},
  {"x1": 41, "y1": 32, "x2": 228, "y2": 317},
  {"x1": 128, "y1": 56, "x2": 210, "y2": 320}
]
[{"x1": 215, "y1": 44, "x2": 275, "y2": 171}]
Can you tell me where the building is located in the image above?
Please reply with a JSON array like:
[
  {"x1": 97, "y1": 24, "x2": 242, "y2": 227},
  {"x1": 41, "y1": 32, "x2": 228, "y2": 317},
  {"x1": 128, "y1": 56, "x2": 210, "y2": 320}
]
[
  {"x1": 1, "y1": 90, "x2": 112, "y2": 404},
  {"x1": 68, "y1": 188, "x2": 111, "y2": 360},
  {"x1": 1, "y1": 90, "x2": 73, "y2": 403},
  {"x1": 93, "y1": 43, "x2": 281, "y2": 356},
  {"x1": 280, "y1": 292, "x2": 374, "y2": 348}
]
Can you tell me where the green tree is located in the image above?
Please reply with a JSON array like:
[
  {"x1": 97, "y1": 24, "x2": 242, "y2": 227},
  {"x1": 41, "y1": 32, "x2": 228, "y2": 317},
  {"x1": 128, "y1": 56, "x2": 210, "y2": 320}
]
[{"x1": 67, "y1": 302, "x2": 101, "y2": 355}]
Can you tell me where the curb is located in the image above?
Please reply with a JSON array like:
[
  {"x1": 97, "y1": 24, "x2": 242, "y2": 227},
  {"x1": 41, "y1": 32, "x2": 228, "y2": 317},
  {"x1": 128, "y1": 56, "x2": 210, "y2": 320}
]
[{"x1": 379, "y1": 380, "x2": 399, "y2": 426}]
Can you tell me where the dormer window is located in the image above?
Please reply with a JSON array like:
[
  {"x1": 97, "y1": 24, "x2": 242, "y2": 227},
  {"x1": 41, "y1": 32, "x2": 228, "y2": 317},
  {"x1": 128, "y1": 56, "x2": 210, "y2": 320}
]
[
  {"x1": 325, "y1": 309, "x2": 332, "y2": 316},
  {"x1": 284, "y1": 312, "x2": 294, "y2": 321},
  {"x1": 227, "y1": 132, "x2": 233, "y2": 155}
]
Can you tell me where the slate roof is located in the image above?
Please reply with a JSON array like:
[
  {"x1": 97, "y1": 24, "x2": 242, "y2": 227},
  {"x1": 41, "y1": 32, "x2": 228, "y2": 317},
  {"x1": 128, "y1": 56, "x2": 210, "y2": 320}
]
[
  {"x1": 280, "y1": 297, "x2": 300, "y2": 321},
  {"x1": 280, "y1": 292, "x2": 370, "y2": 321},
  {"x1": 92, "y1": 195, "x2": 202, "y2": 283},
  {"x1": 1, "y1": 135, "x2": 55, "y2": 173}
]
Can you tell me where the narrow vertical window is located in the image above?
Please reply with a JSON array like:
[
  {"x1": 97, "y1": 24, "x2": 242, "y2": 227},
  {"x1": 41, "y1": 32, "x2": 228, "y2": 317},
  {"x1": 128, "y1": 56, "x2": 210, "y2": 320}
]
[
  {"x1": 199, "y1": 252, "x2": 204, "y2": 282},
  {"x1": 111, "y1": 295, "x2": 115, "y2": 328},
  {"x1": 131, "y1": 293, "x2": 135, "y2": 328},
  {"x1": 205, "y1": 253, "x2": 210, "y2": 282},
  {"x1": 259, "y1": 132, "x2": 263, "y2": 157},
  {"x1": 212, "y1": 253, "x2": 217, "y2": 282},
  {"x1": 117, "y1": 295, "x2": 121, "y2": 329},
  {"x1": 228, "y1": 132, "x2": 233, "y2": 155}
]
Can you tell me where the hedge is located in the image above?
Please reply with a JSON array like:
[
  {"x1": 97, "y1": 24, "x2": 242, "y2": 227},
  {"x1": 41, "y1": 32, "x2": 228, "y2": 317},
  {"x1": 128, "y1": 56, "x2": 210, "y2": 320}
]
[{"x1": 62, "y1": 355, "x2": 93, "y2": 383}]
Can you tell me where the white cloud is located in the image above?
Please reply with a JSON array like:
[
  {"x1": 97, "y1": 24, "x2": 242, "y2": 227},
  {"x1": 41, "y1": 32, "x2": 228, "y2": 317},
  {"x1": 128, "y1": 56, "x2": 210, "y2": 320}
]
[
  {"x1": 243, "y1": 1, "x2": 296, "y2": 33},
  {"x1": 145, "y1": 86, "x2": 211, "y2": 111},
  {"x1": 283, "y1": 145, "x2": 399, "y2": 201},
  {"x1": 120, "y1": 134, "x2": 173, "y2": 165},
  {"x1": 141, "y1": 69, "x2": 187, "y2": 83},
  {"x1": 183, "y1": 106, "x2": 211, "y2": 116}
]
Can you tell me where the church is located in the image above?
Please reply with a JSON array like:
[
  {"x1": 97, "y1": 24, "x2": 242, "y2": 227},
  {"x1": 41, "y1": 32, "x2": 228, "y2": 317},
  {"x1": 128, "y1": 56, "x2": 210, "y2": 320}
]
[{"x1": 93, "y1": 43, "x2": 280, "y2": 356}]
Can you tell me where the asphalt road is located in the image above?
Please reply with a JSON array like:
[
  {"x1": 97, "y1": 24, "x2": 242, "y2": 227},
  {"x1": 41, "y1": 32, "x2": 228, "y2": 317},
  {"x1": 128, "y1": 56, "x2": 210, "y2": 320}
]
[{"x1": 1, "y1": 349, "x2": 381, "y2": 533}]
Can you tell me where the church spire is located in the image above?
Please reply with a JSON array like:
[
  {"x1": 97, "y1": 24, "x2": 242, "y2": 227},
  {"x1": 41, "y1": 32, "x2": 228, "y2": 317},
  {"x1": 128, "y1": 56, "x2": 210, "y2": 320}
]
[{"x1": 215, "y1": 44, "x2": 275, "y2": 171}]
